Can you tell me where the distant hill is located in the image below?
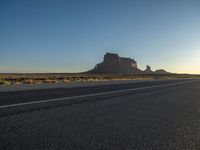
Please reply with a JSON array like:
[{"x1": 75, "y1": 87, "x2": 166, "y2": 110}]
[
  {"x1": 86, "y1": 52, "x2": 171, "y2": 75},
  {"x1": 155, "y1": 69, "x2": 171, "y2": 74}
]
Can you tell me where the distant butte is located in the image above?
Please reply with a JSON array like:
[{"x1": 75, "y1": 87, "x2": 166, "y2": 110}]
[{"x1": 87, "y1": 52, "x2": 171, "y2": 75}]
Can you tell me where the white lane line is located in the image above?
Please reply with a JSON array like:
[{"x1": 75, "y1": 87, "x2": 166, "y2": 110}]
[{"x1": 0, "y1": 80, "x2": 197, "y2": 109}]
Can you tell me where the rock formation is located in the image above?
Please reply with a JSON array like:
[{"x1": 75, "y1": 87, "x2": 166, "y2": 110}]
[
  {"x1": 143, "y1": 65, "x2": 154, "y2": 74},
  {"x1": 87, "y1": 52, "x2": 171, "y2": 75},
  {"x1": 88, "y1": 53, "x2": 142, "y2": 74}
]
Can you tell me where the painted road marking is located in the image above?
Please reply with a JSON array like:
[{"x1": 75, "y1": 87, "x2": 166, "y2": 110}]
[{"x1": 0, "y1": 80, "x2": 198, "y2": 109}]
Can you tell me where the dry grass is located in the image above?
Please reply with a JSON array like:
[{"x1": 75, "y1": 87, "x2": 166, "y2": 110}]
[{"x1": 0, "y1": 73, "x2": 199, "y2": 85}]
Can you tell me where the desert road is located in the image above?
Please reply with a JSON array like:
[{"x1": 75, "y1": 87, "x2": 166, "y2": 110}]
[{"x1": 0, "y1": 79, "x2": 200, "y2": 149}]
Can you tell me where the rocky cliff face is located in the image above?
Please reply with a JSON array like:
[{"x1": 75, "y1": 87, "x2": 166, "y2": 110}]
[{"x1": 88, "y1": 53, "x2": 142, "y2": 74}]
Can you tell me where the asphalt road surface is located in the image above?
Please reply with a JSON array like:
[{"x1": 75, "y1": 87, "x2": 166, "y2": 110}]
[{"x1": 0, "y1": 79, "x2": 200, "y2": 149}]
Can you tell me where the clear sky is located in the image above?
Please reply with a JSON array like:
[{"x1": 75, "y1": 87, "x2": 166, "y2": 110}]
[{"x1": 0, "y1": 0, "x2": 200, "y2": 74}]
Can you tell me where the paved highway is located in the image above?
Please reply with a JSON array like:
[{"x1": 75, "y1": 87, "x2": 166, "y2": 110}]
[{"x1": 0, "y1": 79, "x2": 200, "y2": 149}]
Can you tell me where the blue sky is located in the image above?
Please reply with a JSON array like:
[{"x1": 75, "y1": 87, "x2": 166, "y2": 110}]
[{"x1": 0, "y1": 0, "x2": 200, "y2": 73}]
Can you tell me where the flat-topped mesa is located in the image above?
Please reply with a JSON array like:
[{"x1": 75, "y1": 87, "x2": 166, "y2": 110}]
[
  {"x1": 86, "y1": 52, "x2": 171, "y2": 75},
  {"x1": 103, "y1": 53, "x2": 137, "y2": 67},
  {"x1": 88, "y1": 53, "x2": 141, "y2": 74}
]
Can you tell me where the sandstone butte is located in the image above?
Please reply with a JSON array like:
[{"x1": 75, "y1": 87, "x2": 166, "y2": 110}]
[{"x1": 87, "y1": 53, "x2": 170, "y2": 75}]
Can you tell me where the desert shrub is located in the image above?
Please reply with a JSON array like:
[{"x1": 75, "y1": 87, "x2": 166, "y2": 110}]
[
  {"x1": 24, "y1": 79, "x2": 35, "y2": 84},
  {"x1": 0, "y1": 80, "x2": 11, "y2": 85},
  {"x1": 62, "y1": 79, "x2": 71, "y2": 83},
  {"x1": 43, "y1": 79, "x2": 58, "y2": 83}
]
